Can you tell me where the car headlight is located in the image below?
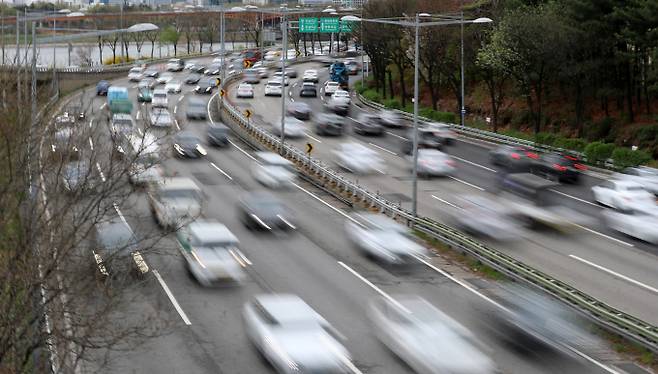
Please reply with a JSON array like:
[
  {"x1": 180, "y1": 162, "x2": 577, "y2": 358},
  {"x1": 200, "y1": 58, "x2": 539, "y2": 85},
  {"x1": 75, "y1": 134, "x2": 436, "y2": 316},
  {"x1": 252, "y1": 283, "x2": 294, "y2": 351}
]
[
  {"x1": 174, "y1": 144, "x2": 185, "y2": 155},
  {"x1": 196, "y1": 145, "x2": 207, "y2": 156},
  {"x1": 195, "y1": 85, "x2": 200, "y2": 90}
]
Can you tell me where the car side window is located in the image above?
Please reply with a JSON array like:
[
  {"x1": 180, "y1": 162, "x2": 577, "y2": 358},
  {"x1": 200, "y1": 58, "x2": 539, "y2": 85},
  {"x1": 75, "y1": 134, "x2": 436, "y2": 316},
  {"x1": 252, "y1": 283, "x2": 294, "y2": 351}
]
[
  {"x1": 599, "y1": 181, "x2": 613, "y2": 189},
  {"x1": 253, "y1": 301, "x2": 277, "y2": 325}
]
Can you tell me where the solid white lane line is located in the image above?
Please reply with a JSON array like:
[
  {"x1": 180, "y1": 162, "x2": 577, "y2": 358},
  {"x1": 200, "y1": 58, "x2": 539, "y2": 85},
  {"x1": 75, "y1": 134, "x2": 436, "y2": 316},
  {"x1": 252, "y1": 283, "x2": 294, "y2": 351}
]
[
  {"x1": 137, "y1": 128, "x2": 143, "y2": 136},
  {"x1": 569, "y1": 255, "x2": 657, "y2": 294},
  {"x1": 174, "y1": 119, "x2": 180, "y2": 131},
  {"x1": 152, "y1": 269, "x2": 192, "y2": 325},
  {"x1": 431, "y1": 195, "x2": 462, "y2": 210},
  {"x1": 228, "y1": 139, "x2": 258, "y2": 162},
  {"x1": 89, "y1": 119, "x2": 94, "y2": 128},
  {"x1": 136, "y1": 110, "x2": 141, "y2": 120},
  {"x1": 337, "y1": 261, "x2": 411, "y2": 314},
  {"x1": 563, "y1": 346, "x2": 623, "y2": 374},
  {"x1": 173, "y1": 106, "x2": 177, "y2": 114},
  {"x1": 207, "y1": 92, "x2": 219, "y2": 125},
  {"x1": 368, "y1": 142, "x2": 397, "y2": 156},
  {"x1": 293, "y1": 182, "x2": 364, "y2": 227},
  {"x1": 112, "y1": 203, "x2": 129, "y2": 225},
  {"x1": 449, "y1": 176, "x2": 485, "y2": 191},
  {"x1": 210, "y1": 162, "x2": 233, "y2": 180},
  {"x1": 411, "y1": 254, "x2": 510, "y2": 312},
  {"x1": 305, "y1": 133, "x2": 323, "y2": 143},
  {"x1": 386, "y1": 131, "x2": 405, "y2": 140},
  {"x1": 572, "y1": 223, "x2": 634, "y2": 247},
  {"x1": 96, "y1": 162, "x2": 106, "y2": 182},
  {"x1": 88, "y1": 137, "x2": 94, "y2": 151},
  {"x1": 346, "y1": 116, "x2": 361, "y2": 123},
  {"x1": 177, "y1": 96, "x2": 184, "y2": 103},
  {"x1": 450, "y1": 155, "x2": 497, "y2": 173},
  {"x1": 550, "y1": 189, "x2": 600, "y2": 208},
  {"x1": 100, "y1": 103, "x2": 106, "y2": 110}
]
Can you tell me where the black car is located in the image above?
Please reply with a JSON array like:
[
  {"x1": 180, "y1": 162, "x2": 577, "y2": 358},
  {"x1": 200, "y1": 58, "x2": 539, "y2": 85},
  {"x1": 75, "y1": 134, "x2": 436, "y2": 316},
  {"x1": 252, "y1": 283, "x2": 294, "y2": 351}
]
[
  {"x1": 354, "y1": 113, "x2": 384, "y2": 136},
  {"x1": 62, "y1": 161, "x2": 96, "y2": 193},
  {"x1": 94, "y1": 218, "x2": 140, "y2": 276},
  {"x1": 531, "y1": 153, "x2": 586, "y2": 184},
  {"x1": 96, "y1": 80, "x2": 110, "y2": 96},
  {"x1": 173, "y1": 131, "x2": 207, "y2": 158},
  {"x1": 489, "y1": 145, "x2": 539, "y2": 172},
  {"x1": 400, "y1": 128, "x2": 443, "y2": 155},
  {"x1": 185, "y1": 73, "x2": 202, "y2": 85},
  {"x1": 284, "y1": 68, "x2": 298, "y2": 78},
  {"x1": 286, "y1": 102, "x2": 312, "y2": 121},
  {"x1": 314, "y1": 113, "x2": 344, "y2": 136},
  {"x1": 207, "y1": 123, "x2": 230, "y2": 147},
  {"x1": 191, "y1": 65, "x2": 207, "y2": 74},
  {"x1": 143, "y1": 69, "x2": 160, "y2": 78},
  {"x1": 194, "y1": 79, "x2": 216, "y2": 94},
  {"x1": 186, "y1": 97, "x2": 207, "y2": 120},
  {"x1": 204, "y1": 64, "x2": 222, "y2": 76},
  {"x1": 239, "y1": 191, "x2": 296, "y2": 231},
  {"x1": 299, "y1": 83, "x2": 317, "y2": 97}
]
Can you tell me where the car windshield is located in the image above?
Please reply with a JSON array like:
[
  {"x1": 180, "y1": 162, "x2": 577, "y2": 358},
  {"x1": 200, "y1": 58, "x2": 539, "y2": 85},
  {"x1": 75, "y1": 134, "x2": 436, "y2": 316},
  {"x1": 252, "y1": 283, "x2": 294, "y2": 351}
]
[
  {"x1": 153, "y1": 93, "x2": 166, "y2": 99},
  {"x1": 113, "y1": 118, "x2": 132, "y2": 127},
  {"x1": 129, "y1": 68, "x2": 141, "y2": 73},
  {"x1": 98, "y1": 222, "x2": 136, "y2": 251},
  {"x1": 190, "y1": 236, "x2": 236, "y2": 248},
  {"x1": 625, "y1": 185, "x2": 646, "y2": 191},
  {"x1": 161, "y1": 188, "x2": 200, "y2": 200},
  {"x1": 268, "y1": 81, "x2": 281, "y2": 87}
]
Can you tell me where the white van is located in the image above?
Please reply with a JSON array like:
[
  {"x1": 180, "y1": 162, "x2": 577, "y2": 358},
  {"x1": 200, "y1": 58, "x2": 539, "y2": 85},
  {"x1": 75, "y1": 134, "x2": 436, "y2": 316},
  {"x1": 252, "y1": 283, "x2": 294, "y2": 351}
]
[{"x1": 152, "y1": 88, "x2": 168, "y2": 108}]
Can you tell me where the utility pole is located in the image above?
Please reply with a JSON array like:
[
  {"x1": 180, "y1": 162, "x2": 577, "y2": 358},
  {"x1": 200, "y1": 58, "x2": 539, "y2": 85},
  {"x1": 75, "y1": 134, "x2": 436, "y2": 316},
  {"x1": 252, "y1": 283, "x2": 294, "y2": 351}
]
[
  {"x1": 120, "y1": 1, "x2": 125, "y2": 62},
  {"x1": 16, "y1": 10, "x2": 21, "y2": 116},
  {"x1": 411, "y1": 13, "x2": 420, "y2": 219},
  {"x1": 460, "y1": 1, "x2": 465, "y2": 127},
  {"x1": 279, "y1": 10, "x2": 287, "y2": 156},
  {"x1": 220, "y1": 6, "x2": 225, "y2": 82}
]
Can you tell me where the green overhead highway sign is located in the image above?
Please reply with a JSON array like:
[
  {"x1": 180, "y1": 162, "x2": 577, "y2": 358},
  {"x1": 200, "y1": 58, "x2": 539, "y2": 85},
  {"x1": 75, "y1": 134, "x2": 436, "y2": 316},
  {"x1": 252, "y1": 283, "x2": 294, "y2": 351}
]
[
  {"x1": 299, "y1": 17, "x2": 318, "y2": 33},
  {"x1": 340, "y1": 20, "x2": 353, "y2": 33},
  {"x1": 320, "y1": 18, "x2": 340, "y2": 33}
]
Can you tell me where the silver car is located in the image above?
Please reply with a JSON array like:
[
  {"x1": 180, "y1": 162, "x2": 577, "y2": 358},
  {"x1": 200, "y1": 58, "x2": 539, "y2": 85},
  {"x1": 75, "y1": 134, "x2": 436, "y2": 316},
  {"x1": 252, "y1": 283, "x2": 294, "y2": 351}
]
[
  {"x1": 243, "y1": 294, "x2": 352, "y2": 373},
  {"x1": 333, "y1": 143, "x2": 384, "y2": 174},
  {"x1": 251, "y1": 152, "x2": 297, "y2": 189},
  {"x1": 149, "y1": 108, "x2": 173, "y2": 128},
  {"x1": 345, "y1": 213, "x2": 427, "y2": 264},
  {"x1": 412, "y1": 149, "x2": 455, "y2": 177},
  {"x1": 369, "y1": 295, "x2": 496, "y2": 374},
  {"x1": 147, "y1": 177, "x2": 203, "y2": 229}
]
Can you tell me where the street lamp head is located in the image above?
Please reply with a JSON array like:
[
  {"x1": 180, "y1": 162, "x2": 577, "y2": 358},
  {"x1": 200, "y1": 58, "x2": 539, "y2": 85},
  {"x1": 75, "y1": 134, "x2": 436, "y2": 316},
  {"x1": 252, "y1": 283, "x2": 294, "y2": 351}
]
[
  {"x1": 472, "y1": 17, "x2": 493, "y2": 24},
  {"x1": 245, "y1": 5, "x2": 258, "y2": 10},
  {"x1": 341, "y1": 15, "x2": 361, "y2": 22},
  {"x1": 229, "y1": 6, "x2": 246, "y2": 12},
  {"x1": 322, "y1": 8, "x2": 337, "y2": 13},
  {"x1": 330, "y1": 12, "x2": 338, "y2": 15},
  {"x1": 127, "y1": 23, "x2": 159, "y2": 32},
  {"x1": 418, "y1": 12, "x2": 431, "y2": 17}
]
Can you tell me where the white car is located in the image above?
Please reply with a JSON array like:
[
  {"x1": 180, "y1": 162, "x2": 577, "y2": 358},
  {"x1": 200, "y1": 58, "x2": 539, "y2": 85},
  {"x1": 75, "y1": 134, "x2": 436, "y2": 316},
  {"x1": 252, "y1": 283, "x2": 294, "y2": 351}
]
[
  {"x1": 166, "y1": 58, "x2": 184, "y2": 72},
  {"x1": 264, "y1": 80, "x2": 283, "y2": 96},
  {"x1": 147, "y1": 177, "x2": 203, "y2": 229},
  {"x1": 243, "y1": 294, "x2": 352, "y2": 374},
  {"x1": 603, "y1": 206, "x2": 658, "y2": 244},
  {"x1": 157, "y1": 72, "x2": 174, "y2": 85},
  {"x1": 332, "y1": 90, "x2": 351, "y2": 104},
  {"x1": 270, "y1": 117, "x2": 305, "y2": 138},
  {"x1": 452, "y1": 195, "x2": 525, "y2": 240},
  {"x1": 615, "y1": 166, "x2": 658, "y2": 195},
  {"x1": 252, "y1": 152, "x2": 296, "y2": 189},
  {"x1": 413, "y1": 149, "x2": 456, "y2": 177},
  {"x1": 149, "y1": 108, "x2": 173, "y2": 128},
  {"x1": 303, "y1": 69, "x2": 318, "y2": 83},
  {"x1": 379, "y1": 109, "x2": 404, "y2": 127},
  {"x1": 151, "y1": 88, "x2": 168, "y2": 108},
  {"x1": 127, "y1": 67, "x2": 144, "y2": 82},
  {"x1": 424, "y1": 122, "x2": 457, "y2": 144},
  {"x1": 591, "y1": 180, "x2": 655, "y2": 210},
  {"x1": 324, "y1": 81, "x2": 340, "y2": 96},
  {"x1": 272, "y1": 72, "x2": 289, "y2": 86},
  {"x1": 236, "y1": 83, "x2": 254, "y2": 98},
  {"x1": 333, "y1": 143, "x2": 384, "y2": 174},
  {"x1": 345, "y1": 213, "x2": 426, "y2": 264},
  {"x1": 369, "y1": 295, "x2": 496, "y2": 374},
  {"x1": 165, "y1": 80, "x2": 182, "y2": 94},
  {"x1": 176, "y1": 220, "x2": 246, "y2": 285},
  {"x1": 184, "y1": 59, "x2": 199, "y2": 70}
]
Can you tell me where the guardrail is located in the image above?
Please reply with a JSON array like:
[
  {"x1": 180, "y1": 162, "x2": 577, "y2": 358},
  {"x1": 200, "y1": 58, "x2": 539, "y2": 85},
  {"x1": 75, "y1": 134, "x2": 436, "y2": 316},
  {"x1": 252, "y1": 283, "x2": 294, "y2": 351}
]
[{"x1": 217, "y1": 68, "x2": 658, "y2": 353}]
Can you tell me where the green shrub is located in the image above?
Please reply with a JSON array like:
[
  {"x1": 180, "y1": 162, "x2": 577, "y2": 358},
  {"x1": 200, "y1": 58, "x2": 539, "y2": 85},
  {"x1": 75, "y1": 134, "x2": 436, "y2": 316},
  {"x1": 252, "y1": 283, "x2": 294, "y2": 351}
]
[
  {"x1": 362, "y1": 89, "x2": 381, "y2": 103},
  {"x1": 635, "y1": 124, "x2": 658, "y2": 144},
  {"x1": 585, "y1": 117, "x2": 615, "y2": 141},
  {"x1": 534, "y1": 132, "x2": 557, "y2": 145},
  {"x1": 584, "y1": 141, "x2": 615, "y2": 164},
  {"x1": 500, "y1": 129, "x2": 533, "y2": 141},
  {"x1": 383, "y1": 99, "x2": 401, "y2": 110},
  {"x1": 354, "y1": 81, "x2": 368, "y2": 94},
  {"x1": 612, "y1": 147, "x2": 652, "y2": 169},
  {"x1": 510, "y1": 110, "x2": 532, "y2": 129},
  {"x1": 553, "y1": 137, "x2": 587, "y2": 152}
]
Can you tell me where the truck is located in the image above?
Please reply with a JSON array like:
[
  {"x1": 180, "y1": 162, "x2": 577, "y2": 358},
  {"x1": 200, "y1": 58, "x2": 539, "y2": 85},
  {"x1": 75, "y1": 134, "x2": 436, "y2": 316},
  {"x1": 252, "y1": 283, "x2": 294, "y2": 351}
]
[
  {"x1": 107, "y1": 86, "x2": 133, "y2": 114},
  {"x1": 329, "y1": 61, "x2": 349, "y2": 90}
]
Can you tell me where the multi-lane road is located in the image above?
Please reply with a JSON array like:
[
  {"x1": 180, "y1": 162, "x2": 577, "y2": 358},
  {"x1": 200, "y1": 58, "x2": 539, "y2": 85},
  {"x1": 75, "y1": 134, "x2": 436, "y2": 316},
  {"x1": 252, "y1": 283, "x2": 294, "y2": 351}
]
[{"x1": 46, "y1": 56, "x2": 643, "y2": 373}]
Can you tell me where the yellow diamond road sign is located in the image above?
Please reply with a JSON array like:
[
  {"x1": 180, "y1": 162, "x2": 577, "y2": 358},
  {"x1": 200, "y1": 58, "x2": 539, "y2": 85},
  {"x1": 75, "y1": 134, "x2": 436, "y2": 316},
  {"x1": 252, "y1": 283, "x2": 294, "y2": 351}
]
[
  {"x1": 215, "y1": 78, "x2": 221, "y2": 86},
  {"x1": 220, "y1": 89, "x2": 225, "y2": 97},
  {"x1": 245, "y1": 109, "x2": 252, "y2": 118},
  {"x1": 306, "y1": 142, "x2": 313, "y2": 154}
]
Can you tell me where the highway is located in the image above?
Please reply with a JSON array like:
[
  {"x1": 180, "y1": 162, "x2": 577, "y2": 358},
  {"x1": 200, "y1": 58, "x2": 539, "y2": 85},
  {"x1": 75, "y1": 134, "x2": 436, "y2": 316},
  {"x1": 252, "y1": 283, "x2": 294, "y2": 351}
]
[
  {"x1": 225, "y1": 60, "x2": 658, "y2": 327},
  {"x1": 43, "y1": 56, "x2": 637, "y2": 373}
]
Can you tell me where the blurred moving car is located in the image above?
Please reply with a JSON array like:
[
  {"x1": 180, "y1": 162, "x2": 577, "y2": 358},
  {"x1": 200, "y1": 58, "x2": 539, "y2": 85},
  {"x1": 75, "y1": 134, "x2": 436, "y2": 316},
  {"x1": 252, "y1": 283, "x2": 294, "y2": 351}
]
[
  {"x1": 190, "y1": 65, "x2": 207, "y2": 74},
  {"x1": 62, "y1": 160, "x2": 96, "y2": 193},
  {"x1": 369, "y1": 295, "x2": 496, "y2": 374},
  {"x1": 265, "y1": 80, "x2": 283, "y2": 96},
  {"x1": 489, "y1": 145, "x2": 538, "y2": 171},
  {"x1": 185, "y1": 73, "x2": 202, "y2": 85},
  {"x1": 243, "y1": 294, "x2": 352, "y2": 373},
  {"x1": 207, "y1": 122, "x2": 230, "y2": 147},
  {"x1": 165, "y1": 80, "x2": 182, "y2": 94},
  {"x1": 272, "y1": 72, "x2": 290, "y2": 86},
  {"x1": 256, "y1": 67, "x2": 269, "y2": 79},
  {"x1": 243, "y1": 68, "x2": 260, "y2": 83},
  {"x1": 138, "y1": 77, "x2": 156, "y2": 90},
  {"x1": 186, "y1": 97, "x2": 207, "y2": 120},
  {"x1": 616, "y1": 166, "x2": 658, "y2": 195},
  {"x1": 236, "y1": 83, "x2": 255, "y2": 98},
  {"x1": 531, "y1": 153, "x2": 586, "y2": 183},
  {"x1": 194, "y1": 78, "x2": 216, "y2": 94},
  {"x1": 148, "y1": 177, "x2": 203, "y2": 229},
  {"x1": 452, "y1": 195, "x2": 525, "y2": 240},
  {"x1": 303, "y1": 69, "x2": 319, "y2": 83},
  {"x1": 239, "y1": 192, "x2": 296, "y2": 231},
  {"x1": 152, "y1": 88, "x2": 168, "y2": 108},
  {"x1": 603, "y1": 206, "x2": 658, "y2": 244},
  {"x1": 185, "y1": 60, "x2": 199, "y2": 70},
  {"x1": 412, "y1": 149, "x2": 455, "y2": 177},
  {"x1": 110, "y1": 113, "x2": 135, "y2": 137},
  {"x1": 173, "y1": 131, "x2": 207, "y2": 158},
  {"x1": 252, "y1": 151, "x2": 297, "y2": 189},
  {"x1": 332, "y1": 90, "x2": 351, "y2": 104},
  {"x1": 94, "y1": 217, "x2": 143, "y2": 276},
  {"x1": 400, "y1": 127, "x2": 443, "y2": 155},
  {"x1": 284, "y1": 68, "x2": 297, "y2": 78},
  {"x1": 324, "y1": 81, "x2": 340, "y2": 96},
  {"x1": 128, "y1": 66, "x2": 144, "y2": 82},
  {"x1": 591, "y1": 180, "x2": 655, "y2": 210},
  {"x1": 143, "y1": 69, "x2": 159, "y2": 78},
  {"x1": 325, "y1": 96, "x2": 350, "y2": 116},
  {"x1": 345, "y1": 60, "x2": 360, "y2": 75},
  {"x1": 379, "y1": 109, "x2": 403, "y2": 127},
  {"x1": 286, "y1": 102, "x2": 312, "y2": 120},
  {"x1": 137, "y1": 86, "x2": 153, "y2": 103},
  {"x1": 177, "y1": 220, "x2": 246, "y2": 285},
  {"x1": 157, "y1": 72, "x2": 174, "y2": 85},
  {"x1": 271, "y1": 117, "x2": 306, "y2": 138},
  {"x1": 96, "y1": 80, "x2": 110, "y2": 96},
  {"x1": 314, "y1": 113, "x2": 344, "y2": 136},
  {"x1": 166, "y1": 58, "x2": 184, "y2": 72},
  {"x1": 334, "y1": 143, "x2": 384, "y2": 174},
  {"x1": 149, "y1": 108, "x2": 174, "y2": 128},
  {"x1": 354, "y1": 113, "x2": 384, "y2": 136},
  {"x1": 299, "y1": 82, "x2": 317, "y2": 97},
  {"x1": 424, "y1": 122, "x2": 457, "y2": 145},
  {"x1": 126, "y1": 133, "x2": 163, "y2": 185},
  {"x1": 204, "y1": 64, "x2": 222, "y2": 76},
  {"x1": 345, "y1": 213, "x2": 426, "y2": 264}
]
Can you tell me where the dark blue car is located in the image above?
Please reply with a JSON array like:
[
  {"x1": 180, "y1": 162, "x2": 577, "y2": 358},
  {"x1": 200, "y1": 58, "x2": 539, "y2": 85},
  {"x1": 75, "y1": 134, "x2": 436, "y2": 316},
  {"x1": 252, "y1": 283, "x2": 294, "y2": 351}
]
[{"x1": 96, "y1": 80, "x2": 110, "y2": 96}]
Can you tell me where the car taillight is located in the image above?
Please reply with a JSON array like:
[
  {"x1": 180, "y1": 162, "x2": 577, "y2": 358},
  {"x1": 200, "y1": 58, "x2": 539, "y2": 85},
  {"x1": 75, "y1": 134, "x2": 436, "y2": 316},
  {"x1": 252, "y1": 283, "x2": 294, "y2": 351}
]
[
  {"x1": 574, "y1": 163, "x2": 588, "y2": 170},
  {"x1": 553, "y1": 164, "x2": 567, "y2": 171},
  {"x1": 526, "y1": 152, "x2": 539, "y2": 159},
  {"x1": 511, "y1": 153, "x2": 521, "y2": 160},
  {"x1": 446, "y1": 160, "x2": 456, "y2": 167}
]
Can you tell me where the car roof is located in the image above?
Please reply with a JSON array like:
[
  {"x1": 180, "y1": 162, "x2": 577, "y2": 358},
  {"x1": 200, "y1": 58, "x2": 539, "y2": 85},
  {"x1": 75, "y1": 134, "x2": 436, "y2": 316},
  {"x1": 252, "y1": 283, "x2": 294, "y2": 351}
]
[
  {"x1": 96, "y1": 218, "x2": 135, "y2": 251},
  {"x1": 253, "y1": 294, "x2": 319, "y2": 324},
  {"x1": 326, "y1": 81, "x2": 339, "y2": 85},
  {"x1": 302, "y1": 82, "x2": 316, "y2": 86},
  {"x1": 255, "y1": 152, "x2": 293, "y2": 166},
  {"x1": 611, "y1": 180, "x2": 644, "y2": 188},
  {"x1": 358, "y1": 213, "x2": 406, "y2": 231},
  {"x1": 188, "y1": 220, "x2": 238, "y2": 244},
  {"x1": 153, "y1": 88, "x2": 167, "y2": 94},
  {"x1": 157, "y1": 177, "x2": 200, "y2": 191}
]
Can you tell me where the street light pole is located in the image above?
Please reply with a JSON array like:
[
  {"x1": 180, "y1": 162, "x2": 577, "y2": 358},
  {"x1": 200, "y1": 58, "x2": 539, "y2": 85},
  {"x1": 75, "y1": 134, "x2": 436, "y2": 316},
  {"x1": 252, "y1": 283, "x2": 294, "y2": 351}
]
[
  {"x1": 220, "y1": 6, "x2": 225, "y2": 82},
  {"x1": 279, "y1": 10, "x2": 288, "y2": 156},
  {"x1": 460, "y1": 3, "x2": 465, "y2": 127},
  {"x1": 411, "y1": 13, "x2": 420, "y2": 218},
  {"x1": 120, "y1": 2, "x2": 125, "y2": 62}
]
